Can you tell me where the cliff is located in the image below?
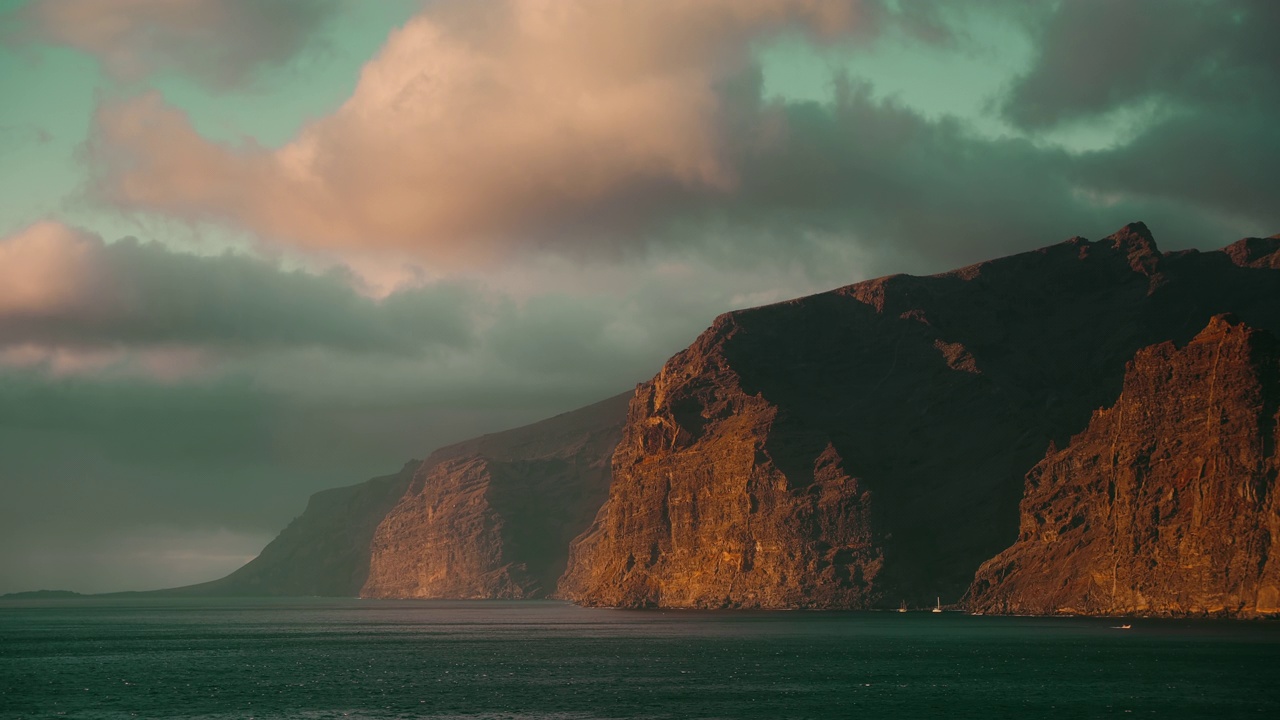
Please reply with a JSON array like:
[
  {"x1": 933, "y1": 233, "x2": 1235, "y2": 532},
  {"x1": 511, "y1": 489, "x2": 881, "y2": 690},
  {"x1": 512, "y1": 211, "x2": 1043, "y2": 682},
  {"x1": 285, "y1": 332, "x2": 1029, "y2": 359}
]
[
  {"x1": 559, "y1": 225, "x2": 1280, "y2": 609},
  {"x1": 968, "y1": 316, "x2": 1280, "y2": 617},
  {"x1": 170, "y1": 461, "x2": 418, "y2": 596},
  {"x1": 360, "y1": 392, "x2": 630, "y2": 599}
]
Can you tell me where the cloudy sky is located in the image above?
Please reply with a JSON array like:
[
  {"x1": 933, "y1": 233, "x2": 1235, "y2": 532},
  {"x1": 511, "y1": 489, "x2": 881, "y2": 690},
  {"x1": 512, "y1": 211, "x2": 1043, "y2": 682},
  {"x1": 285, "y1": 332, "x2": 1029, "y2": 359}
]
[{"x1": 0, "y1": 0, "x2": 1276, "y2": 594}]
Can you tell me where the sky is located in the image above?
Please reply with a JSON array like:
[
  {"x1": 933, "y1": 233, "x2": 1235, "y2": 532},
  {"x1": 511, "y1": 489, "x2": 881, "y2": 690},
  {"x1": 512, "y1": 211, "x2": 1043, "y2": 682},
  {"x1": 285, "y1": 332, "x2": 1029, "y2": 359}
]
[{"x1": 0, "y1": 0, "x2": 1277, "y2": 594}]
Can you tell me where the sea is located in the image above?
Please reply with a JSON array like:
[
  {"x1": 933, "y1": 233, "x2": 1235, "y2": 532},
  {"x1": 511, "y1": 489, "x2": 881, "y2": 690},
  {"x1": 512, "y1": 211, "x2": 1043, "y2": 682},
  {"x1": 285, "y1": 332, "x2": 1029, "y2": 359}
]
[{"x1": 1, "y1": 598, "x2": 1277, "y2": 719}]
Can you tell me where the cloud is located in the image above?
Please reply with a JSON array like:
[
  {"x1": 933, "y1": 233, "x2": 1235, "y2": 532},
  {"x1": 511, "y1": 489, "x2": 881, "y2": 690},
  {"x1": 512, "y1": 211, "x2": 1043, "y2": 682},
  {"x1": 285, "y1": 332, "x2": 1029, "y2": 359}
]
[
  {"x1": 1002, "y1": 0, "x2": 1280, "y2": 239},
  {"x1": 0, "y1": 221, "x2": 479, "y2": 357},
  {"x1": 12, "y1": 0, "x2": 339, "y2": 89},
  {"x1": 84, "y1": 0, "x2": 1278, "y2": 272},
  {"x1": 85, "y1": 0, "x2": 874, "y2": 261},
  {"x1": 670, "y1": 79, "x2": 1247, "y2": 269},
  {"x1": 1073, "y1": 110, "x2": 1280, "y2": 234},
  {"x1": 1002, "y1": 0, "x2": 1280, "y2": 130}
]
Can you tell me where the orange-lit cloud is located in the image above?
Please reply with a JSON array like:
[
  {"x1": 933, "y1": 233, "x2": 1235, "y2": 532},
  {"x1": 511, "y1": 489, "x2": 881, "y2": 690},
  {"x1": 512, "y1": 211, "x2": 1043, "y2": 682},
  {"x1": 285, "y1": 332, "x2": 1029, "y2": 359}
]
[
  {"x1": 88, "y1": 0, "x2": 870, "y2": 262},
  {"x1": 0, "y1": 221, "x2": 479, "y2": 354},
  {"x1": 0, "y1": 221, "x2": 117, "y2": 319}
]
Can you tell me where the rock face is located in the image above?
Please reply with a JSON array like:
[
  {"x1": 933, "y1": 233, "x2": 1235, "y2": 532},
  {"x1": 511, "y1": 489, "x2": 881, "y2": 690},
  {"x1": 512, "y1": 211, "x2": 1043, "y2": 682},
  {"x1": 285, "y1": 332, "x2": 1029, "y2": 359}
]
[
  {"x1": 361, "y1": 393, "x2": 630, "y2": 599},
  {"x1": 968, "y1": 316, "x2": 1280, "y2": 617},
  {"x1": 559, "y1": 225, "x2": 1280, "y2": 609},
  {"x1": 173, "y1": 462, "x2": 418, "y2": 596}
]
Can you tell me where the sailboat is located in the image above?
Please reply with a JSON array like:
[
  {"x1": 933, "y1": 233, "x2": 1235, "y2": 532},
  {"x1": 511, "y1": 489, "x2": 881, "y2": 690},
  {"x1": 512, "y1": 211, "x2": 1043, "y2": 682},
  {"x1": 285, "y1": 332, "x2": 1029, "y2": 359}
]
[
  {"x1": 898, "y1": 600, "x2": 907, "y2": 613},
  {"x1": 932, "y1": 597, "x2": 942, "y2": 613}
]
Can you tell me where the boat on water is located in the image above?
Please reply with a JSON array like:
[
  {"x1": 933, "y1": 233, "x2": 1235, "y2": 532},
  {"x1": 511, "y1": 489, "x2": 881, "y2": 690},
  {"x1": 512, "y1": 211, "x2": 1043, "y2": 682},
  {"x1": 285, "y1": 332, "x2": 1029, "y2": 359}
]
[
  {"x1": 932, "y1": 597, "x2": 942, "y2": 613},
  {"x1": 898, "y1": 601, "x2": 907, "y2": 613}
]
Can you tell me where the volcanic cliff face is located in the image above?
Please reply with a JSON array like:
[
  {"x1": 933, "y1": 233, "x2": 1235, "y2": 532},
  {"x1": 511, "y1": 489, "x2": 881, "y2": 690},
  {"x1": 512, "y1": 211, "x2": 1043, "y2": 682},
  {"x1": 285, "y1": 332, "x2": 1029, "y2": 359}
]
[
  {"x1": 172, "y1": 461, "x2": 418, "y2": 596},
  {"x1": 559, "y1": 225, "x2": 1280, "y2": 609},
  {"x1": 968, "y1": 316, "x2": 1280, "y2": 617},
  {"x1": 360, "y1": 393, "x2": 630, "y2": 599}
]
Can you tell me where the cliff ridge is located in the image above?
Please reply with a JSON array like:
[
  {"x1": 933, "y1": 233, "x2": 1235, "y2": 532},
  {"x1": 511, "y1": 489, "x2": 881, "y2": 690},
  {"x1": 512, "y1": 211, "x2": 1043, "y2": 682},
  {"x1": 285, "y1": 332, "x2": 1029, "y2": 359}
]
[{"x1": 560, "y1": 225, "x2": 1280, "y2": 609}]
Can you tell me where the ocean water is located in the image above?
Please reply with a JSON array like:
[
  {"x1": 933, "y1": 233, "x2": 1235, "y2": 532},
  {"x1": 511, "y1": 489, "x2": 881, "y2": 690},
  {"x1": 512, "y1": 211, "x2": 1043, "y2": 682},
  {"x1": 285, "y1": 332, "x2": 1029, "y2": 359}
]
[{"x1": 1, "y1": 598, "x2": 1277, "y2": 719}]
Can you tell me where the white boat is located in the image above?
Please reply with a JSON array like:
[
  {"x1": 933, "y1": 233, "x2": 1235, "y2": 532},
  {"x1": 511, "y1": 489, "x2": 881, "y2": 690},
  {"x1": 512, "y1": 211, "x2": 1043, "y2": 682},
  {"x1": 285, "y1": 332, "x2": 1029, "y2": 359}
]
[
  {"x1": 898, "y1": 601, "x2": 907, "y2": 613},
  {"x1": 932, "y1": 597, "x2": 942, "y2": 613}
]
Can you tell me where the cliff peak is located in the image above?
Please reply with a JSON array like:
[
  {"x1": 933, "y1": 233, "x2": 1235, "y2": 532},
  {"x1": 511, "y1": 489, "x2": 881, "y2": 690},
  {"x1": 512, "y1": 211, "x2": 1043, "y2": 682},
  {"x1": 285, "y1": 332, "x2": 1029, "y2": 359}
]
[
  {"x1": 1106, "y1": 220, "x2": 1155, "y2": 246},
  {"x1": 1222, "y1": 235, "x2": 1280, "y2": 269},
  {"x1": 1192, "y1": 313, "x2": 1247, "y2": 342},
  {"x1": 1103, "y1": 221, "x2": 1161, "y2": 274}
]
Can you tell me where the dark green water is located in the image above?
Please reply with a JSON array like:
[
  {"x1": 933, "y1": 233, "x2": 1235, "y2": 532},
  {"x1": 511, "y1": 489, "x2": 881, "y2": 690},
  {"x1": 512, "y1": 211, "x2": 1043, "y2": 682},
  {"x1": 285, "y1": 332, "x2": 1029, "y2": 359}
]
[{"x1": 1, "y1": 598, "x2": 1277, "y2": 719}]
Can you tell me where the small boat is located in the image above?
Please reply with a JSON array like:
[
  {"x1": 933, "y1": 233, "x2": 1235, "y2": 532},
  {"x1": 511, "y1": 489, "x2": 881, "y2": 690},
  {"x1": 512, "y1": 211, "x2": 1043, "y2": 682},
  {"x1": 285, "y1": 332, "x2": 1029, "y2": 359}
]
[
  {"x1": 1111, "y1": 623, "x2": 1132, "y2": 630},
  {"x1": 932, "y1": 597, "x2": 942, "y2": 613},
  {"x1": 898, "y1": 601, "x2": 907, "y2": 613}
]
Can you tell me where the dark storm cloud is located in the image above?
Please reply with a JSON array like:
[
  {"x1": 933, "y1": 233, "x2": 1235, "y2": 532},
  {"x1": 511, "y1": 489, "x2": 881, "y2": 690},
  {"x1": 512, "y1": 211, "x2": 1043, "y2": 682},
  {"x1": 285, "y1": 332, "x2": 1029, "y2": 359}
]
[
  {"x1": 8, "y1": 0, "x2": 340, "y2": 90},
  {"x1": 683, "y1": 77, "x2": 1244, "y2": 273},
  {"x1": 1002, "y1": 0, "x2": 1280, "y2": 130},
  {"x1": 703, "y1": 0, "x2": 1280, "y2": 265},
  {"x1": 999, "y1": 0, "x2": 1280, "y2": 238},
  {"x1": 731, "y1": 81, "x2": 1088, "y2": 268},
  {"x1": 710, "y1": 0, "x2": 1280, "y2": 259},
  {"x1": 0, "y1": 222, "x2": 478, "y2": 355},
  {"x1": 0, "y1": 357, "x2": 611, "y2": 594},
  {"x1": 0, "y1": 369, "x2": 289, "y2": 593},
  {"x1": 0, "y1": 366, "x2": 517, "y2": 540},
  {"x1": 1074, "y1": 109, "x2": 1280, "y2": 234}
]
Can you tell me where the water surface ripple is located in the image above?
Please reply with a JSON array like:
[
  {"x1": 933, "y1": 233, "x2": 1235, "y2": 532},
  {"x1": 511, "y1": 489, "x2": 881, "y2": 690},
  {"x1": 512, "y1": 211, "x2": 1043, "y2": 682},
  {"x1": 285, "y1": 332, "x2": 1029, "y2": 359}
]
[{"x1": 1, "y1": 598, "x2": 1277, "y2": 718}]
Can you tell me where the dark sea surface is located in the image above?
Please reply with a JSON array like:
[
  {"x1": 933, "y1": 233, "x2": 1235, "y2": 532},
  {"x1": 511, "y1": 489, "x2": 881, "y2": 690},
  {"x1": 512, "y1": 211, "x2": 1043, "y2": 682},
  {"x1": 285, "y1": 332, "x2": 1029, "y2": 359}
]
[{"x1": 1, "y1": 598, "x2": 1277, "y2": 719}]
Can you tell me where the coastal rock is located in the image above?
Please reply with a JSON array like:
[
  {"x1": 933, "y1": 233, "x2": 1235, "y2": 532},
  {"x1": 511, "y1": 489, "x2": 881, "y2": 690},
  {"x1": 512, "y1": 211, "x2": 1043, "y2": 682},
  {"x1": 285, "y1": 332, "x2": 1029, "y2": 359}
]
[
  {"x1": 559, "y1": 224, "x2": 1280, "y2": 609},
  {"x1": 360, "y1": 393, "x2": 629, "y2": 599},
  {"x1": 968, "y1": 316, "x2": 1280, "y2": 617}
]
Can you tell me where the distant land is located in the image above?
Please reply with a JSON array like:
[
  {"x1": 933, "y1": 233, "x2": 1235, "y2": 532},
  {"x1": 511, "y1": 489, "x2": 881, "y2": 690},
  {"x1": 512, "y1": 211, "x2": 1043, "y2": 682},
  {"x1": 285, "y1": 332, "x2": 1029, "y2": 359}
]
[
  {"x1": 1, "y1": 590, "x2": 84, "y2": 600},
  {"x1": 34, "y1": 224, "x2": 1280, "y2": 618}
]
